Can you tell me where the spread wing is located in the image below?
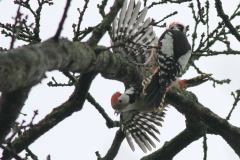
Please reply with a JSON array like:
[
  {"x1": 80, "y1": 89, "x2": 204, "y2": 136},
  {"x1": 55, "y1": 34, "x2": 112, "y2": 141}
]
[{"x1": 111, "y1": 0, "x2": 158, "y2": 64}]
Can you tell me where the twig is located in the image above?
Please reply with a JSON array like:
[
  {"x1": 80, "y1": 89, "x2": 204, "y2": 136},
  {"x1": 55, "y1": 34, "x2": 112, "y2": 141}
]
[
  {"x1": 53, "y1": 0, "x2": 72, "y2": 41},
  {"x1": 6, "y1": 120, "x2": 25, "y2": 143},
  {"x1": 191, "y1": 62, "x2": 230, "y2": 87},
  {"x1": 192, "y1": 50, "x2": 240, "y2": 57},
  {"x1": 46, "y1": 155, "x2": 51, "y2": 160},
  {"x1": 196, "y1": 0, "x2": 206, "y2": 24},
  {"x1": 147, "y1": 0, "x2": 192, "y2": 9},
  {"x1": 29, "y1": 110, "x2": 38, "y2": 127},
  {"x1": 95, "y1": 151, "x2": 102, "y2": 160},
  {"x1": 152, "y1": 11, "x2": 178, "y2": 26},
  {"x1": 226, "y1": 90, "x2": 240, "y2": 120},
  {"x1": 62, "y1": 72, "x2": 77, "y2": 83},
  {"x1": 203, "y1": 133, "x2": 207, "y2": 160},
  {"x1": 86, "y1": 93, "x2": 120, "y2": 128},
  {"x1": 47, "y1": 76, "x2": 75, "y2": 87},
  {"x1": 73, "y1": 0, "x2": 90, "y2": 41},
  {"x1": 97, "y1": 0, "x2": 108, "y2": 18},
  {"x1": 189, "y1": 2, "x2": 200, "y2": 51},
  {"x1": 10, "y1": 4, "x2": 22, "y2": 49}
]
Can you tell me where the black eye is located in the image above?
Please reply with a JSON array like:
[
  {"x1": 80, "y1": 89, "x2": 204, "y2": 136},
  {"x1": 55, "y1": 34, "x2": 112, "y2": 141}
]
[
  {"x1": 177, "y1": 24, "x2": 184, "y2": 31},
  {"x1": 119, "y1": 99, "x2": 122, "y2": 103}
]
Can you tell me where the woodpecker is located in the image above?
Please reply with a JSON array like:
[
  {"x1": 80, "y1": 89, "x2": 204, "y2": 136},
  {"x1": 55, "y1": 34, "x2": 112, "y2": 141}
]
[
  {"x1": 111, "y1": 74, "x2": 211, "y2": 152},
  {"x1": 143, "y1": 22, "x2": 192, "y2": 112},
  {"x1": 111, "y1": 1, "x2": 192, "y2": 114},
  {"x1": 111, "y1": 87, "x2": 166, "y2": 153}
]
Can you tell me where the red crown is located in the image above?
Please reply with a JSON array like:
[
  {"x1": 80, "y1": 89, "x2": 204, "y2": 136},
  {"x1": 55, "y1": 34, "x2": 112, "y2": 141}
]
[
  {"x1": 111, "y1": 92, "x2": 121, "y2": 107},
  {"x1": 168, "y1": 22, "x2": 185, "y2": 29}
]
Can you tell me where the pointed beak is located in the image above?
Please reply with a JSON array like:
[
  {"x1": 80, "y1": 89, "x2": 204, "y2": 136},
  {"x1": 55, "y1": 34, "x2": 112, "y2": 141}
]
[{"x1": 114, "y1": 109, "x2": 120, "y2": 116}]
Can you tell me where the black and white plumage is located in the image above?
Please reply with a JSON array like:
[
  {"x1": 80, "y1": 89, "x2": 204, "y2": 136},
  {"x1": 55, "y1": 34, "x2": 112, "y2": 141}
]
[
  {"x1": 110, "y1": 0, "x2": 192, "y2": 153},
  {"x1": 111, "y1": 87, "x2": 166, "y2": 153},
  {"x1": 111, "y1": 0, "x2": 158, "y2": 64},
  {"x1": 110, "y1": 74, "x2": 211, "y2": 153},
  {"x1": 143, "y1": 22, "x2": 192, "y2": 112}
]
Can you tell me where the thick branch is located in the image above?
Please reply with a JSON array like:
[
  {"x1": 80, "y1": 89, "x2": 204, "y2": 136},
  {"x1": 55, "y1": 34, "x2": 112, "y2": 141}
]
[
  {"x1": 87, "y1": 0, "x2": 124, "y2": 47},
  {"x1": 141, "y1": 129, "x2": 202, "y2": 160},
  {"x1": 215, "y1": 0, "x2": 240, "y2": 42},
  {"x1": 2, "y1": 72, "x2": 96, "y2": 159},
  {"x1": 100, "y1": 129, "x2": 125, "y2": 160},
  {"x1": 141, "y1": 112, "x2": 213, "y2": 160},
  {"x1": 0, "y1": 87, "x2": 31, "y2": 143},
  {"x1": 166, "y1": 86, "x2": 240, "y2": 156},
  {"x1": 0, "y1": 39, "x2": 148, "y2": 92}
]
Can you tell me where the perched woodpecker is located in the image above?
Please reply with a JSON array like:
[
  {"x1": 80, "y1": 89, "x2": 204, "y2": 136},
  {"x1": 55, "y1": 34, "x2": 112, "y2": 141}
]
[
  {"x1": 111, "y1": 74, "x2": 211, "y2": 152},
  {"x1": 143, "y1": 22, "x2": 192, "y2": 112}
]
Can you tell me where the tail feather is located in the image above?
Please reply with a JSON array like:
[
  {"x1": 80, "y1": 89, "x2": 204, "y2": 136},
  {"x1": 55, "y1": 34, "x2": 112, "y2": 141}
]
[
  {"x1": 143, "y1": 73, "x2": 167, "y2": 112},
  {"x1": 184, "y1": 73, "x2": 212, "y2": 89}
]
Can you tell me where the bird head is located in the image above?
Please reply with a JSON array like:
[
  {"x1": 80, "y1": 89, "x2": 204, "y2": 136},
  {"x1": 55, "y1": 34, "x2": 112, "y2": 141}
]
[
  {"x1": 168, "y1": 22, "x2": 187, "y2": 35},
  {"x1": 111, "y1": 91, "x2": 129, "y2": 115}
]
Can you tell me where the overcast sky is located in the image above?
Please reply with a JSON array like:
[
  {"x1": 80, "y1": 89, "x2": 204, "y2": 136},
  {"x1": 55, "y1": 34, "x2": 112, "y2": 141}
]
[{"x1": 1, "y1": 0, "x2": 240, "y2": 160}]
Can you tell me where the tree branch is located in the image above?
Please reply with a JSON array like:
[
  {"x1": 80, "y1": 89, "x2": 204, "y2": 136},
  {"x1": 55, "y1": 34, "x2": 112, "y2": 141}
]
[
  {"x1": 87, "y1": 93, "x2": 120, "y2": 128},
  {"x1": 141, "y1": 129, "x2": 202, "y2": 160},
  {"x1": 2, "y1": 72, "x2": 96, "y2": 159},
  {"x1": 215, "y1": 0, "x2": 240, "y2": 42},
  {"x1": 53, "y1": 0, "x2": 72, "y2": 41},
  {"x1": 98, "y1": 129, "x2": 125, "y2": 160},
  {"x1": 0, "y1": 87, "x2": 31, "y2": 143},
  {"x1": 87, "y1": 0, "x2": 124, "y2": 47},
  {"x1": 0, "y1": 39, "x2": 148, "y2": 92},
  {"x1": 166, "y1": 86, "x2": 240, "y2": 156}
]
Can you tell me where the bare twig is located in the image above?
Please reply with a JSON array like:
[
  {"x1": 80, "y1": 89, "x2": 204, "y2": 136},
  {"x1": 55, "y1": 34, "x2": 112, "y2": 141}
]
[
  {"x1": 87, "y1": 93, "x2": 120, "y2": 128},
  {"x1": 152, "y1": 11, "x2": 178, "y2": 26},
  {"x1": 53, "y1": 0, "x2": 72, "y2": 41},
  {"x1": 191, "y1": 62, "x2": 230, "y2": 87},
  {"x1": 196, "y1": 0, "x2": 206, "y2": 24},
  {"x1": 97, "y1": 0, "x2": 108, "y2": 18},
  {"x1": 147, "y1": 0, "x2": 192, "y2": 9},
  {"x1": 203, "y1": 133, "x2": 207, "y2": 160},
  {"x1": 73, "y1": 0, "x2": 90, "y2": 41},
  {"x1": 226, "y1": 90, "x2": 240, "y2": 120},
  {"x1": 10, "y1": 4, "x2": 22, "y2": 49}
]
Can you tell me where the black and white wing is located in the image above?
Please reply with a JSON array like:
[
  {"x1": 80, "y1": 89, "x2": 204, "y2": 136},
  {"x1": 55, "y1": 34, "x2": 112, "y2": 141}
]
[
  {"x1": 111, "y1": 0, "x2": 158, "y2": 64},
  {"x1": 120, "y1": 110, "x2": 165, "y2": 153}
]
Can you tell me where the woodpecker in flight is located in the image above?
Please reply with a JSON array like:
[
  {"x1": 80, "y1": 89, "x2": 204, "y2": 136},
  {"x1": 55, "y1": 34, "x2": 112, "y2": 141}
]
[
  {"x1": 111, "y1": 87, "x2": 166, "y2": 153},
  {"x1": 111, "y1": 74, "x2": 212, "y2": 152}
]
